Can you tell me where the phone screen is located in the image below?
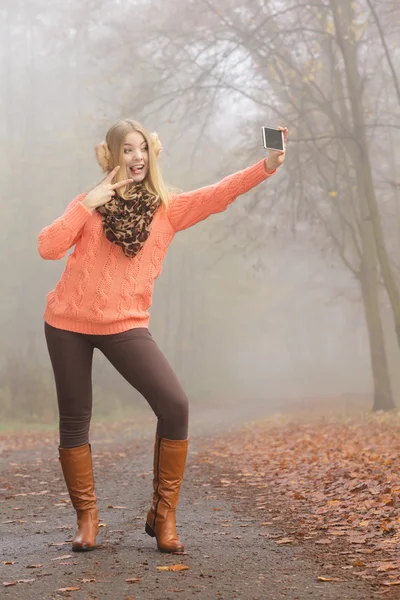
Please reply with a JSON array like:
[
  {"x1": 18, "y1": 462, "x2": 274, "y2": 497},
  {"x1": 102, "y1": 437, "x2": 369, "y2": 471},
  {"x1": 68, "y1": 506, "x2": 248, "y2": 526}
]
[{"x1": 262, "y1": 127, "x2": 284, "y2": 151}]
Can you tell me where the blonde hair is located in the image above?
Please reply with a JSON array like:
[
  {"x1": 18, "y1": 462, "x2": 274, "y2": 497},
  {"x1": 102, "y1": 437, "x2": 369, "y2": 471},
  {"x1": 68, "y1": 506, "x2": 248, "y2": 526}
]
[{"x1": 95, "y1": 119, "x2": 169, "y2": 207}]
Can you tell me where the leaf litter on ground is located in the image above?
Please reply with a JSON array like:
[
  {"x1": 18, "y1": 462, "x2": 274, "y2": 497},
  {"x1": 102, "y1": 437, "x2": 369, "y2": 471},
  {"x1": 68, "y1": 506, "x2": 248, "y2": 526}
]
[{"x1": 199, "y1": 411, "x2": 400, "y2": 589}]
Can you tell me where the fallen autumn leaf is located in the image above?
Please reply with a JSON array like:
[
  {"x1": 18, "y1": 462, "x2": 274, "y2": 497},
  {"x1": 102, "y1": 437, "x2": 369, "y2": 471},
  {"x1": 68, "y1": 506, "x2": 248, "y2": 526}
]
[{"x1": 157, "y1": 565, "x2": 190, "y2": 572}]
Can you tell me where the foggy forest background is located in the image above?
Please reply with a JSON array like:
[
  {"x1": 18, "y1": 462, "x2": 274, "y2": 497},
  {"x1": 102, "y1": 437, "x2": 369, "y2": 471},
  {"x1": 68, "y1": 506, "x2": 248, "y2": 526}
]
[{"x1": 1, "y1": 0, "x2": 400, "y2": 425}]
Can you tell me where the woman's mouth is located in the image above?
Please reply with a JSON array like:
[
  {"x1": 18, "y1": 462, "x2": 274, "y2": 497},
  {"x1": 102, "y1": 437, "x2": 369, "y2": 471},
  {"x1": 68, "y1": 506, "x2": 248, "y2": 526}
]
[{"x1": 130, "y1": 165, "x2": 145, "y2": 175}]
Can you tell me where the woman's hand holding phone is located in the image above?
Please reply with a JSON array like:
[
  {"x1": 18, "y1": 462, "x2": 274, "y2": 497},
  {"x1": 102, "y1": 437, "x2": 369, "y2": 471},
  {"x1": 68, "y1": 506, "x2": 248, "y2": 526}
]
[{"x1": 263, "y1": 126, "x2": 288, "y2": 174}]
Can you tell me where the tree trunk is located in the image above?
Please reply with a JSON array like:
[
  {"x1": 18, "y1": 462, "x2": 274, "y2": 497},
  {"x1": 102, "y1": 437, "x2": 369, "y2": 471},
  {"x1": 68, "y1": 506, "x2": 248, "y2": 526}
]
[
  {"x1": 331, "y1": 0, "x2": 400, "y2": 351},
  {"x1": 356, "y1": 134, "x2": 395, "y2": 410},
  {"x1": 359, "y1": 260, "x2": 395, "y2": 411}
]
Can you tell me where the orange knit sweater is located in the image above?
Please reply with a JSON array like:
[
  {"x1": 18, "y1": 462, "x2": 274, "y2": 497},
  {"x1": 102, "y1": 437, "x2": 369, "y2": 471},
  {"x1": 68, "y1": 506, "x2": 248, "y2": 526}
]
[{"x1": 38, "y1": 160, "x2": 275, "y2": 334}]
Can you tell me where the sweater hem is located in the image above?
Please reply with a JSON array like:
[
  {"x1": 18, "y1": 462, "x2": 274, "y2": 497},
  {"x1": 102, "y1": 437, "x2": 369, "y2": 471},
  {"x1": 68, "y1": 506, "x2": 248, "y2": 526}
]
[{"x1": 44, "y1": 311, "x2": 150, "y2": 335}]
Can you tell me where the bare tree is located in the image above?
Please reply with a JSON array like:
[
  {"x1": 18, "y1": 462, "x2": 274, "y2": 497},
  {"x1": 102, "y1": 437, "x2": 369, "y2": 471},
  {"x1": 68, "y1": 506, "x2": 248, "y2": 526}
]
[{"x1": 114, "y1": 0, "x2": 400, "y2": 409}]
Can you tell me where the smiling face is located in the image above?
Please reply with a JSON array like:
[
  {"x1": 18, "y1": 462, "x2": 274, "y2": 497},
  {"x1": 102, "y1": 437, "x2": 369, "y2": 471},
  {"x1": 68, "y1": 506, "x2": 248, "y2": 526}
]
[{"x1": 122, "y1": 130, "x2": 149, "y2": 183}]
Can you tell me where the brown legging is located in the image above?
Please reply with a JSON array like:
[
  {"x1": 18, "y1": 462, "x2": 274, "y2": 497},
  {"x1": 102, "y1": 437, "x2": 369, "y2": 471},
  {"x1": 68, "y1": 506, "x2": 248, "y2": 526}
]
[{"x1": 44, "y1": 323, "x2": 189, "y2": 448}]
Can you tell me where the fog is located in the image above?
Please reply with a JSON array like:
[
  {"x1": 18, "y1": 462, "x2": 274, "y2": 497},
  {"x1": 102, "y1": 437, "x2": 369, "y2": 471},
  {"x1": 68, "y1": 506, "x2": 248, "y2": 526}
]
[{"x1": 1, "y1": 0, "x2": 400, "y2": 425}]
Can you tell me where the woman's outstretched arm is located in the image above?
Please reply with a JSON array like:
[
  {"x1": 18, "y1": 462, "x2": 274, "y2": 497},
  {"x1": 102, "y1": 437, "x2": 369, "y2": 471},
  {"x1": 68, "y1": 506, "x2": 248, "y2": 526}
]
[{"x1": 167, "y1": 128, "x2": 288, "y2": 232}]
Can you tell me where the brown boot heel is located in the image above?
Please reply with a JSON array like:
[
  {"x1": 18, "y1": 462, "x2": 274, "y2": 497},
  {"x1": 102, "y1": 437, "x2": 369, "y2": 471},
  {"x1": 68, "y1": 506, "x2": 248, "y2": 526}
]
[{"x1": 145, "y1": 522, "x2": 155, "y2": 538}]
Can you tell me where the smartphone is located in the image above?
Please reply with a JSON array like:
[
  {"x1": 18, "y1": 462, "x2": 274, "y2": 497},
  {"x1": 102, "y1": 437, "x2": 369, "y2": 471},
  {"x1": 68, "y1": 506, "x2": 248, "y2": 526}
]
[{"x1": 262, "y1": 127, "x2": 284, "y2": 151}]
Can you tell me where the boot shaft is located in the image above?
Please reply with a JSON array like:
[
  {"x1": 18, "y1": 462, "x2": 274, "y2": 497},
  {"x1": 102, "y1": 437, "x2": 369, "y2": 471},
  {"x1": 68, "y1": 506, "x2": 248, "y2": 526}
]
[
  {"x1": 59, "y1": 443, "x2": 97, "y2": 511},
  {"x1": 152, "y1": 436, "x2": 188, "y2": 511}
]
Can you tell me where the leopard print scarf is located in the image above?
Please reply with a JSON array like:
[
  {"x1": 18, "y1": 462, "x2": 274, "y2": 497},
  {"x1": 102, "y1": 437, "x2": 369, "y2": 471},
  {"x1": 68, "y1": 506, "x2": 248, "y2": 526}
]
[{"x1": 97, "y1": 184, "x2": 161, "y2": 258}]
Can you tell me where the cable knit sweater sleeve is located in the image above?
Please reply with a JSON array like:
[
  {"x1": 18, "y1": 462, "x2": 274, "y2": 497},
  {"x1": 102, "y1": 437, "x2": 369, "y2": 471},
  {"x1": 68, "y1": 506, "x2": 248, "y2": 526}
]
[
  {"x1": 38, "y1": 193, "x2": 93, "y2": 260},
  {"x1": 166, "y1": 160, "x2": 276, "y2": 232}
]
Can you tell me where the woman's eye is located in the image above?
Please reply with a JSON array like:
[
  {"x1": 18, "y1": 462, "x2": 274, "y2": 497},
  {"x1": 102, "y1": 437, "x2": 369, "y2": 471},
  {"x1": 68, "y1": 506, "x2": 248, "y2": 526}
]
[{"x1": 124, "y1": 149, "x2": 132, "y2": 154}]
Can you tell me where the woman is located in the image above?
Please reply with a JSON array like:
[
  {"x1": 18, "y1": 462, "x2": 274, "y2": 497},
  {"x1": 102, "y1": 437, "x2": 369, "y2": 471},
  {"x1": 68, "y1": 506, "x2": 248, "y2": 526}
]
[{"x1": 38, "y1": 119, "x2": 288, "y2": 554}]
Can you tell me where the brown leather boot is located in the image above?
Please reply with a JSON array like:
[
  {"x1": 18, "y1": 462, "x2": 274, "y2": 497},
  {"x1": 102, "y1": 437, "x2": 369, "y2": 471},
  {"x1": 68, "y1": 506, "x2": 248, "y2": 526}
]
[
  {"x1": 59, "y1": 444, "x2": 99, "y2": 552},
  {"x1": 145, "y1": 436, "x2": 188, "y2": 553}
]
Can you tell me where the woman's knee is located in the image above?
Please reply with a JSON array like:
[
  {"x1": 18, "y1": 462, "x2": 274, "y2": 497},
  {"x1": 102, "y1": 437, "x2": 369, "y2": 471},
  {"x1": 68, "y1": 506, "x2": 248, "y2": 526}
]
[
  {"x1": 174, "y1": 393, "x2": 189, "y2": 423},
  {"x1": 157, "y1": 392, "x2": 189, "y2": 439}
]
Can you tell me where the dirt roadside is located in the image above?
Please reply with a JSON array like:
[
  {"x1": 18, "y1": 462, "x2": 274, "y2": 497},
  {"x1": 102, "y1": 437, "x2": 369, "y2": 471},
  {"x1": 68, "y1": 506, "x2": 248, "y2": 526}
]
[{"x1": 0, "y1": 402, "x2": 387, "y2": 600}]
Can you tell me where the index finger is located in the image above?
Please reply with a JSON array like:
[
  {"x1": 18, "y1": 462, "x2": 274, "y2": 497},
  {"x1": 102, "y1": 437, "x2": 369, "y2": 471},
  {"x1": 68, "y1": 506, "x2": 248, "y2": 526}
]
[
  {"x1": 104, "y1": 165, "x2": 120, "y2": 183},
  {"x1": 112, "y1": 178, "x2": 134, "y2": 190}
]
